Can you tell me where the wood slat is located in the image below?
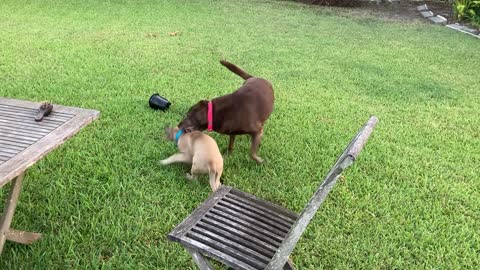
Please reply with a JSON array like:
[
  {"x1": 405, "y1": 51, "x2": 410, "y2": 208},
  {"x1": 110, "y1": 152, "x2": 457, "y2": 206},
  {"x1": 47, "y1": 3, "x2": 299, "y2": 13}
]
[
  {"x1": 180, "y1": 237, "x2": 258, "y2": 270},
  {"x1": 0, "y1": 151, "x2": 16, "y2": 158},
  {"x1": 190, "y1": 226, "x2": 271, "y2": 264},
  {"x1": 0, "y1": 109, "x2": 71, "y2": 122},
  {"x1": 0, "y1": 105, "x2": 73, "y2": 119},
  {"x1": 0, "y1": 115, "x2": 63, "y2": 128},
  {"x1": 225, "y1": 193, "x2": 297, "y2": 223},
  {"x1": 0, "y1": 119, "x2": 55, "y2": 133},
  {"x1": 222, "y1": 196, "x2": 295, "y2": 228},
  {"x1": 207, "y1": 209, "x2": 284, "y2": 245},
  {"x1": 0, "y1": 125, "x2": 50, "y2": 138},
  {"x1": 202, "y1": 215, "x2": 280, "y2": 252},
  {"x1": 186, "y1": 231, "x2": 267, "y2": 269},
  {"x1": 0, "y1": 138, "x2": 31, "y2": 148},
  {"x1": 196, "y1": 220, "x2": 276, "y2": 257},
  {"x1": 0, "y1": 142, "x2": 24, "y2": 152},
  {"x1": 0, "y1": 156, "x2": 10, "y2": 162},
  {"x1": 0, "y1": 104, "x2": 75, "y2": 118},
  {"x1": 167, "y1": 186, "x2": 232, "y2": 242},
  {"x1": 230, "y1": 188, "x2": 299, "y2": 220},
  {"x1": 0, "y1": 148, "x2": 21, "y2": 155},
  {"x1": 0, "y1": 129, "x2": 45, "y2": 140},
  {"x1": 216, "y1": 201, "x2": 291, "y2": 234},
  {"x1": 0, "y1": 132, "x2": 39, "y2": 143}
]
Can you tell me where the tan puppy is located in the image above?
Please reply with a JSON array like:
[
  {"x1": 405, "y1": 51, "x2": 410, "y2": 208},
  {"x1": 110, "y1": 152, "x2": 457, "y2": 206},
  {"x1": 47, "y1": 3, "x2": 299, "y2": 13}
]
[{"x1": 160, "y1": 127, "x2": 223, "y2": 192}]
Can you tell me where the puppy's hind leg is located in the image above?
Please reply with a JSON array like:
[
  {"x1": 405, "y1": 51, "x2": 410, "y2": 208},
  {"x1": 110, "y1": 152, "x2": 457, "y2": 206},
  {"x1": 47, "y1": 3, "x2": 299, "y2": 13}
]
[
  {"x1": 208, "y1": 169, "x2": 222, "y2": 192},
  {"x1": 160, "y1": 153, "x2": 191, "y2": 165}
]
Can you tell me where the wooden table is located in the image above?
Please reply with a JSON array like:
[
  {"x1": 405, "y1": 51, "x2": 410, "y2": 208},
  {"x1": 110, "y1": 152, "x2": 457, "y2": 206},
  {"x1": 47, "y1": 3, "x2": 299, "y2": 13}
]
[{"x1": 0, "y1": 97, "x2": 99, "y2": 254}]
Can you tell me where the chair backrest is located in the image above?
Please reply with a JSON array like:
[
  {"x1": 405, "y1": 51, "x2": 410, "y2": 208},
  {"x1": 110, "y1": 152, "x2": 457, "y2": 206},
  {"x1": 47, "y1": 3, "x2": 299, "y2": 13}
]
[{"x1": 266, "y1": 116, "x2": 378, "y2": 270}]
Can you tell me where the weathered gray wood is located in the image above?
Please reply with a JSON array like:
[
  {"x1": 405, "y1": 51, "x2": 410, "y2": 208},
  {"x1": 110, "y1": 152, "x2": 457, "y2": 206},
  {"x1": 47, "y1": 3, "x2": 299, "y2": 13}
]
[
  {"x1": 225, "y1": 193, "x2": 297, "y2": 223},
  {"x1": 229, "y1": 188, "x2": 298, "y2": 220},
  {"x1": 205, "y1": 211, "x2": 283, "y2": 246},
  {"x1": 182, "y1": 238, "x2": 257, "y2": 270},
  {"x1": 0, "y1": 118, "x2": 57, "y2": 132},
  {"x1": 0, "y1": 98, "x2": 100, "y2": 188},
  {"x1": 0, "y1": 172, "x2": 25, "y2": 254},
  {"x1": 188, "y1": 228, "x2": 271, "y2": 264},
  {"x1": 185, "y1": 246, "x2": 214, "y2": 270},
  {"x1": 222, "y1": 196, "x2": 295, "y2": 227},
  {"x1": 168, "y1": 185, "x2": 232, "y2": 242},
  {"x1": 265, "y1": 116, "x2": 378, "y2": 270},
  {"x1": 195, "y1": 220, "x2": 276, "y2": 257},
  {"x1": 216, "y1": 201, "x2": 292, "y2": 233},
  {"x1": 213, "y1": 204, "x2": 289, "y2": 237},
  {"x1": 5, "y1": 229, "x2": 42, "y2": 244},
  {"x1": 0, "y1": 119, "x2": 54, "y2": 133},
  {"x1": 187, "y1": 231, "x2": 267, "y2": 269}
]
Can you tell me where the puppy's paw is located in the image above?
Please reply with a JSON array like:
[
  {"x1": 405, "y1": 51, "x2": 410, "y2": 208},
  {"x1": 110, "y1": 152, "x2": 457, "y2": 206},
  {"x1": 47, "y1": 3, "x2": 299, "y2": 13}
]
[
  {"x1": 159, "y1": 159, "x2": 169, "y2": 165},
  {"x1": 186, "y1": 173, "x2": 195, "y2": 180}
]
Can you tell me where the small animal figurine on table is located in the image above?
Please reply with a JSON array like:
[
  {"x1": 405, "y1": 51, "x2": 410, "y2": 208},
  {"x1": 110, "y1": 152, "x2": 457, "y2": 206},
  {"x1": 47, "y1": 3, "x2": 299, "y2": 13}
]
[{"x1": 35, "y1": 102, "x2": 53, "y2": 122}]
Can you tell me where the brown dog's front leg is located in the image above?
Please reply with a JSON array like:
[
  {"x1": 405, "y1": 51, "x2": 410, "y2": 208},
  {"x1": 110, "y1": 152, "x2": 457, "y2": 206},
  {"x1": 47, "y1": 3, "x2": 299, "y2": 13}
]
[
  {"x1": 228, "y1": 135, "x2": 236, "y2": 153},
  {"x1": 249, "y1": 131, "x2": 264, "y2": 164}
]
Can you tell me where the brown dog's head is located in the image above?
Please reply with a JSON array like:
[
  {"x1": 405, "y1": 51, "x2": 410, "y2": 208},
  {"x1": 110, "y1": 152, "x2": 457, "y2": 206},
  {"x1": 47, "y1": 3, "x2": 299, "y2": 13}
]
[
  {"x1": 178, "y1": 100, "x2": 209, "y2": 132},
  {"x1": 164, "y1": 126, "x2": 180, "y2": 141}
]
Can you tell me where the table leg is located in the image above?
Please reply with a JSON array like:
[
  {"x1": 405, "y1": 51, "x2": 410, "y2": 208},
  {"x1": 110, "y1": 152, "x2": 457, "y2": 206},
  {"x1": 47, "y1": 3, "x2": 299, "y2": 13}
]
[{"x1": 0, "y1": 172, "x2": 41, "y2": 255}]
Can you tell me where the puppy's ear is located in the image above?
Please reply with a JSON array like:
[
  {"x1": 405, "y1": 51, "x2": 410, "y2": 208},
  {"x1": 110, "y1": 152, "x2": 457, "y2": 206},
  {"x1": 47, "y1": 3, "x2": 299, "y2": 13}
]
[
  {"x1": 184, "y1": 127, "x2": 193, "y2": 133},
  {"x1": 164, "y1": 126, "x2": 174, "y2": 140}
]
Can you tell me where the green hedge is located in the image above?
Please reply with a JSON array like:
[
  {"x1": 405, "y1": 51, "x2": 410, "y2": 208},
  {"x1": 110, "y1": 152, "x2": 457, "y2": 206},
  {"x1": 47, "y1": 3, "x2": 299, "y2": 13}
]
[{"x1": 454, "y1": 0, "x2": 480, "y2": 27}]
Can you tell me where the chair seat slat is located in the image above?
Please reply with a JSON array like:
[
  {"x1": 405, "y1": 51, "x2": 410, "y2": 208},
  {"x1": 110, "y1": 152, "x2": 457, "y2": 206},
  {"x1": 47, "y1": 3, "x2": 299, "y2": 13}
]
[
  {"x1": 186, "y1": 231, "x2": 267, "y2": 269},
  {"x1": 216, "y1": 201, "x2": 291, "y2": 234},
  {"x1": 196, "y1": 220, "x2": 276, "y2": 257},
  {"x1": 230, "y1": 188, "x2": 298, "y2": 220},
  {"x1": 205, "y1": 212, "x2": 283, "y2": 247},
  {"x1": 181, "y1": 237, "x2": 258, "y2": 270},
  {"x1": 190, "y1": 226, "x2": 272, "y2": 264},
  {"x1": 222, "y1": 196, "x2": 295, "y2": 227}
]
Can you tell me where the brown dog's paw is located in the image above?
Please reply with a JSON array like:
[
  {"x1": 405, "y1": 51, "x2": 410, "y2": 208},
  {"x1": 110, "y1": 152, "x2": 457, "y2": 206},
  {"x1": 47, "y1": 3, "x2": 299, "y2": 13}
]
[{"x1": 252, "y1": 156, "x2": 264, "y2": 164}]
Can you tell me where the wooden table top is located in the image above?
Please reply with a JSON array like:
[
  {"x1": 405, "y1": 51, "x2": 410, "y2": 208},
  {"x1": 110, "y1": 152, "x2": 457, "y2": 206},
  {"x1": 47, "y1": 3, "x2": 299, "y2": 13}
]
[{"x1": 0, "y1": 98, "x2": 99, "y2": 187}]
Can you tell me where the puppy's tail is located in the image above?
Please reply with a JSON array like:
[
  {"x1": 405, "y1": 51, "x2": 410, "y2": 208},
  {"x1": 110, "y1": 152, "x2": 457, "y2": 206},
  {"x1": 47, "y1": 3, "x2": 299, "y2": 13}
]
[{"x1": 220, "y1": 60, "x2": 253, "y2": 80}]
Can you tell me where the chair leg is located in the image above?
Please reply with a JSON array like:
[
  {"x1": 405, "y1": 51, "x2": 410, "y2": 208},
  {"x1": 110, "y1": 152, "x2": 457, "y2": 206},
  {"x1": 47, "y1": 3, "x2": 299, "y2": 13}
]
[
  {"x1": 283, "y1": 257, "x2": 297, "y2": 270},
  {"x1": 185, "y1": 246, "x2": 214, "y2": 270},
  {"x1": 0, "y1": 172, "x2": 42, "y2": 255},
  {"x1": 0, "y1": 172, "x2": 25, "y2": 254}
]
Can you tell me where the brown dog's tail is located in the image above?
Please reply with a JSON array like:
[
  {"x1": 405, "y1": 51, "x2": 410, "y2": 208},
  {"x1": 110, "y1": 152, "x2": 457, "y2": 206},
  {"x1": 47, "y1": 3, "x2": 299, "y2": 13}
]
[{"x1": 220, "y1": 60, "x2": 252, "y2": 80}]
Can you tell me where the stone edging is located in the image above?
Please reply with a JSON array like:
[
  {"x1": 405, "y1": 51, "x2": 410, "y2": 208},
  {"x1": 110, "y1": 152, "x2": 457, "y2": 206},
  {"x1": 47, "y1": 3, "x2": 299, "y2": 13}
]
[{"x1": 417, "y1": 4, "x2": 480, "y2": 39}]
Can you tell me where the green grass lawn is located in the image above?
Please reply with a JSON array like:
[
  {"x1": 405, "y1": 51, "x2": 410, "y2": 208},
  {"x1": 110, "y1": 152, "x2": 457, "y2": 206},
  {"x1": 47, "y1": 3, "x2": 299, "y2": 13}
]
[{"x1": 1, "y1": 0, "x2": 479, "y2": 268}]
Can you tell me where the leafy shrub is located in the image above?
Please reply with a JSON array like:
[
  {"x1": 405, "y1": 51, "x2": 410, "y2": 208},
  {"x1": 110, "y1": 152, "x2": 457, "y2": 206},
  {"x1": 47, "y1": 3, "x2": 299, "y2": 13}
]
[{"x1": 454, "y1": 0, "x2": 480, "y2": 27}]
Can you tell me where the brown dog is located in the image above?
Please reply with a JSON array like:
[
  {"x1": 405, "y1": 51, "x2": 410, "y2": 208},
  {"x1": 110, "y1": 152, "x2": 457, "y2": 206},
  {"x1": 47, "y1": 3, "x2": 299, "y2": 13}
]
[
  {"x1": 178, "y1": 60, "x2": 274, "y2": 163},
  {"x1": 160, "y1": 127, "x2": 223, "y2": 192}
]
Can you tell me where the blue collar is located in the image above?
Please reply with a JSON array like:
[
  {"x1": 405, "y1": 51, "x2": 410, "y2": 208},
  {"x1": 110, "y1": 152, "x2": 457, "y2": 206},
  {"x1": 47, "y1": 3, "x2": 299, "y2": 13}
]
[{"x1": 174, "y1": 129, "x2": 184, "y2": 145}]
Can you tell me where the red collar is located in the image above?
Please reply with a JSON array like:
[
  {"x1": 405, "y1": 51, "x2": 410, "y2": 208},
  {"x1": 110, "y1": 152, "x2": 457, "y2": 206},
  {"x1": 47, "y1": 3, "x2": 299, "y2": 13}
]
[{"x1": 207, "y1": 101, "x2": 213, "y2": 132}]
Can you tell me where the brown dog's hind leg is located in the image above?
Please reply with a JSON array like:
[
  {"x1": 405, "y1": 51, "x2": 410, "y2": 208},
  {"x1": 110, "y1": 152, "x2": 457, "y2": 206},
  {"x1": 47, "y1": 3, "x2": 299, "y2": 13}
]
[
  {"x1": 228, "y1": 135, "x2": 236, "y2": 153},
  {"x1": 249, "y1": 130, "x2": 264, "y2": 164}
]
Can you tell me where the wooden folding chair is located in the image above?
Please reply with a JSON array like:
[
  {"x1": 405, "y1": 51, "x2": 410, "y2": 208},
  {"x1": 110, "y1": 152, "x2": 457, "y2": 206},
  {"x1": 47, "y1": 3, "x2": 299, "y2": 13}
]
[{"x1": 168, "y1": 116, "x2": 378, "y2": 269}]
